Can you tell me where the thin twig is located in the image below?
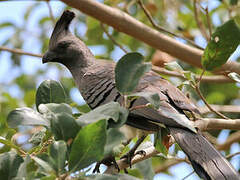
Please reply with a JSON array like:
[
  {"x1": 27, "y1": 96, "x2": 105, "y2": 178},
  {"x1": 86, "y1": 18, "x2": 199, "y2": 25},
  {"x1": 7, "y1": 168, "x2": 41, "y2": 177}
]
[
  {"x1": 195, "y1": 70, "x2": 229, "y2": 119},
  {"x1": 193, "y1": 0, "x2": 210, "y2": 41},
  {"x1": 182, "y1": 171, "x2": 195, "y2": 180},
  {"x1": 217, "y1": 131, "x2": 240, "y2": 150},
  {"x1": 0, "y1": 46, "x2": 42, "y2": 58},
  {"x1": 204, "y1": 7, "x2": 212, "y2": 38},
  {"x1": 100, "y1": 23, "x2": 128, "y2": 53},
  {"x1": 137, "y1": 0, "x2": 203, "y2": 50},
  {"x1": 46, "y1": 0, "x2": 55, "y2": 24},
  {"x1": 152, "y1": 66, "x2": 234, "y2": 83},
  {"x1": 199, "y1": 104, "x2": 240, "y2": 114},
  {"x1": 226, "y1": 152, "x2": 240, "y2": 159}
]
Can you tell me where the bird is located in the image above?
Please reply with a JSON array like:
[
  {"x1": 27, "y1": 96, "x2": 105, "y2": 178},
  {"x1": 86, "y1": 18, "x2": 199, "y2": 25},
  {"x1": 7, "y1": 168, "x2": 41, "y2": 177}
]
[{"x1": 42, "y1": 10, "x2": 240, "y2": 180}]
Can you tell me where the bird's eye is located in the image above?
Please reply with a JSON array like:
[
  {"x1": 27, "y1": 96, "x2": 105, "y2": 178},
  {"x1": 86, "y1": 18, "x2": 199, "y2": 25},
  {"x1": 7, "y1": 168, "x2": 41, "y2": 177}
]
[{"x1": 57, "y1": 41, "x2": 71, "y2": 49}]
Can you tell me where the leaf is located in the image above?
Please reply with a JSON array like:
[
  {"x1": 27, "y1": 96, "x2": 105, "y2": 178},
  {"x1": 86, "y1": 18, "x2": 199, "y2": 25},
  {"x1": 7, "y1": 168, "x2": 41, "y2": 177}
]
[
  {"x1": 76, "y1": 102, "x2": 128, "y2": 128},
  {"x1": 134, "y1": 159, "x2": 155, "y2": 180},
  {"x1": 36, "y1": 80, "x2": 67, "y2": 111},
  {"x1": 39, "y1": 103, "x2": 80, "y2": 141},
  {"x1": 115, "y1": 52, "x2": 151, "y2": 94},
  {"x1": 0, "y1": 22, "x2": 15, "y2": 29},
  {"x1": 15, "y1": 155, "x2": 31, "y2": 178},
  {"x1": 164, "y1": 61, "x2": 183, "y2": 72},
  {"x1": 228, "y1": 72, "x2": 240, "y2": 83},
  {"x1": 104, "y1": 128, "x2": 125, "y2": 156},
  {"x1": 48, "y1": 141, "x2": 67, "y2": 175},
  {"x1": 128, "y1": 92, "x2": 160, "y2": 109},
  {"x1": 154, "y1": 130, "x2": 168, "y2": 156},
  {"x1": 29, "y1": 128, "x2": 46, "y2": 145},
  {"x1": 69, "y1": 120, "x2": 107, "y2": 172},
  {"x1": 0, "y1": 139, "x2": 22, "y2": 152},
  {"x1": 7, "y1": 107, "x2": 49, "y2": 128},
  {"x1": 201, "y1": 17, "x2": 240, "y2": 70},
  {"x1": 32, "y1": 156, "x2": 54, "y2": 174},
  {"x1": 0, "y1": 151, "x2": 24, "y2": 179}
]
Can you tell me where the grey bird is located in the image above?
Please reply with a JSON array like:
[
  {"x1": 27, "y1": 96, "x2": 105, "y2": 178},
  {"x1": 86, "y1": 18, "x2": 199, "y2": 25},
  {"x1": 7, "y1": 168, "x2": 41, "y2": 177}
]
[{"x1": 42, "y1": 10, "x2": 240, "y2": 180}]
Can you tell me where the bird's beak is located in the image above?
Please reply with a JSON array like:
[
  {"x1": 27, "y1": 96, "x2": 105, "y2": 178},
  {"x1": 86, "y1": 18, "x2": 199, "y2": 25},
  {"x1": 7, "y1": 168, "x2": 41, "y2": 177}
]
[{"x1": 42, "y1": 51, "x2": 55, "y2": 64}]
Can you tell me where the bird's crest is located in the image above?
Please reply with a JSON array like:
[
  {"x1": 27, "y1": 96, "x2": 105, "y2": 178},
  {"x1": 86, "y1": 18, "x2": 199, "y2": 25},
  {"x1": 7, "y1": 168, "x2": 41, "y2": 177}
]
[{"x1": 49, "y1": 10, "x2": 75, "y2": 48}]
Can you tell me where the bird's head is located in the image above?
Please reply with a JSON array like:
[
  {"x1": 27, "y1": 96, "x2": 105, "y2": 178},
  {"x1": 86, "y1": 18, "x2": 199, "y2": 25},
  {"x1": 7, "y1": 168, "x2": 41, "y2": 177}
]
[{"x1": 42, "y1": 10, "x2": 93, "y2": 68}]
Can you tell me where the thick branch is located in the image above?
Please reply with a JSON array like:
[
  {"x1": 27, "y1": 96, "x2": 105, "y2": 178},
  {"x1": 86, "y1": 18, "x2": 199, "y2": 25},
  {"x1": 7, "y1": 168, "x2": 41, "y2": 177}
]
[
  {"x1": 61, "y1": 0, "x2": 240, "y2": 74},
  {"x1": 194, "y1": 118, "x2": 240, "y2": 131}
]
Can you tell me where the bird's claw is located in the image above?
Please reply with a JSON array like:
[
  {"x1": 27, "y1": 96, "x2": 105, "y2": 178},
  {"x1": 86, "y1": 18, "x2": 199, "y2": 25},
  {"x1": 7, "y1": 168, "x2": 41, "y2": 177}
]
[
  {"x1": 93, "y1": 155, "x2": 120, "y2": 173},
  {"x1": 120, "y1": 149, "x2": 146, "y2": 168}
]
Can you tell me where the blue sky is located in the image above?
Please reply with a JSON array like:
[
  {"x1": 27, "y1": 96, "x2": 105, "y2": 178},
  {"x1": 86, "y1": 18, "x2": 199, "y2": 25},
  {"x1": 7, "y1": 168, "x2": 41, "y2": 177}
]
[{"x1": 0, "y1": 1, "x2": 239, "y2": 180}]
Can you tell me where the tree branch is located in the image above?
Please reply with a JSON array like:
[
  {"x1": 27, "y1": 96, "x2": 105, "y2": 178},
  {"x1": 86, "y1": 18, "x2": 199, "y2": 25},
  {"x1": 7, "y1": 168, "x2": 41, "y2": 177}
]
[
  {"x1": 0, "y1": 45, "x2": 235, "y2": 84},
  {"x1": 217, "y1": 131, "x2": 240, "y2": 150},
  {"x1": 105, "y1": 146, "x2": 159, "y2": 174},
  {"x1": 60, "y1": 0, "x2": 240, "y2": 75},
  {"x1": 194, "y1": 118, "x2": 240, "y2": 131},
  {"x1": 200, "y1": 104, "x2": 240, "y2": 114},
  {"x1": 0, "y1": 46, "x2": 42, "y2": 58},
  {"x1": 152, "y1": 66, "x2": 234, "y2": 83}
]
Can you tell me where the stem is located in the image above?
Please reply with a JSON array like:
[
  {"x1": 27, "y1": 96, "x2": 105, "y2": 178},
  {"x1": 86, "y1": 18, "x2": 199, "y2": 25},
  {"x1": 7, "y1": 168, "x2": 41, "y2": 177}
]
[{"x1": 195, "y1": 70, "x2": 229, "y2": 119}]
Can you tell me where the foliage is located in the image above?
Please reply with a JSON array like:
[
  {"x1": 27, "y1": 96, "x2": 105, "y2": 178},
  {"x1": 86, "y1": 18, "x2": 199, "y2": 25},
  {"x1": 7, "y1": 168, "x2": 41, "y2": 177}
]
[{"x1": 0, "y1": 0, "x2": 240, "y2": 179}]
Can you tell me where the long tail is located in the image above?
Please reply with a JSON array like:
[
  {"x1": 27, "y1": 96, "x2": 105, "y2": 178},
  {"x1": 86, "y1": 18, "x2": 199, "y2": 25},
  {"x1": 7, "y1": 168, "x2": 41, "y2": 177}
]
[{"x1": 169, "y1": 127, "x2": 240, "y2": 180}]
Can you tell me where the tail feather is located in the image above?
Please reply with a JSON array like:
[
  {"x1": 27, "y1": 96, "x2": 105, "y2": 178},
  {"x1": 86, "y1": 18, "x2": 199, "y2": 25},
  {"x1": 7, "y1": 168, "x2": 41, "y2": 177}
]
[{"x1": 169, "y1": 127, "x2": 240, "y2": 180}]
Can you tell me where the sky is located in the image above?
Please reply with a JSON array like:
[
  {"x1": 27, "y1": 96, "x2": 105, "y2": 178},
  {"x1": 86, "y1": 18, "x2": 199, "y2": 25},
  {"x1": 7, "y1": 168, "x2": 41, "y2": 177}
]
[{"x1": 0, "y1": 1, "x2": 239, "y2": 180}]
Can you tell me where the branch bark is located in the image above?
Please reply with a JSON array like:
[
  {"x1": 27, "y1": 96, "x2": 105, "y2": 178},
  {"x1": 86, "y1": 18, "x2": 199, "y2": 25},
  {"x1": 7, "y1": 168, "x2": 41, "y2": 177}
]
[
  {"x1": 105, "y1": 146, "x2": 159, "y2": 174},
  {"x1": 200, "y1": 104, "x2": 240, "y2": 114},
  {"x1": 194, "y1": 118, "x2": 240, "y2": 131},
  {"x1": 61, "y1": 0, "x2": 240, "y2": 75}
]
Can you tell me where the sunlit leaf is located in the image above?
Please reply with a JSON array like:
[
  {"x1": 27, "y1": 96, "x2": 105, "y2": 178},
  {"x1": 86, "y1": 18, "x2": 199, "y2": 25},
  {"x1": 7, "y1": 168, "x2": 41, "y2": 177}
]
[
  {"x1": 201, "y1": 17, "x2": 240, "y2": 70},
  {"x1": 0, "y1": 151, "x2": 24, "y2": 179},
  {"x1": 7, "y1": 107, "x2": 49, "y2": 128},
  {"x1": 69, "y1": 120, "x2": 107, "y2": 171},
  {"x1": 36, "y1": 80, "x2": 67, "y2": 111},
  {"x1": 115, "y1": 52, "x2": 151, "y2": 94},
  {"x1": 76, "y1": 102, "x2": 128, "y2": 128}
]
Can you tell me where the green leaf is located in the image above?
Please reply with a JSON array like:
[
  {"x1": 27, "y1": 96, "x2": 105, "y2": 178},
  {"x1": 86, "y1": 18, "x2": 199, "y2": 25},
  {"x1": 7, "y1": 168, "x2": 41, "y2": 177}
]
[
  {"x1": 104, "y1": 128, "x2": 125, "y2": 156},
  {"x1": 48, "y1": 141, "x2": 67, "y2": 175},
  {"x1": 76, "y1": 102, "x2": 128, "y2": 128},
  {"x1": 201, "y1": 18, "x2": 240, "y2": 70},
  {"x1": 128, "y1": 92, "x2": 160, "y2": 109},
  {"x1": 15, "y1": 155, "x2": 31, "y2": 178},
  {"x1": 32, "y1": 156, "x2": 54, "y2": 174},
  {"x1": 36, "y1": 80, "x2": 67, "y2": 111},
  {"x1": 0, "y1": 22, "x2": 15, "y2": 29},
  {"x1": 164, "y1": 61, "x2": 183, "y2": 72},
  {"x1": 228, "y1": 72, "x2": 240, "y2": 83},
  {"x1": 69, "y1": 120, "x2": 107, "y2": 171},
  {"x1": 39, "y1": 103, "x2": 80, "y2": 141},
  {"x1": 29, "y1": 128, "x2": 46, "y2": 145},
  {"x1": 154, "y1": 130, "x2": 168, "y2": 156},
  {"x1": 115, "y1": 52, "x2": 151, "y2": 94},
  {"x1": 0, "y1": 151, "x2": 24, "y2": 179},
  {"x1": 0, "y1": 139, "x2": 22, "y2": 152},
  {"x1": 134, "y1": 159, "x2": 155, "y2": 180},
  {"x1": 7, "y1": 107, "x2": 49, "y2": 128},
  {"x1": 230, "y1": 0, "x2": 238, "y2": 5}
]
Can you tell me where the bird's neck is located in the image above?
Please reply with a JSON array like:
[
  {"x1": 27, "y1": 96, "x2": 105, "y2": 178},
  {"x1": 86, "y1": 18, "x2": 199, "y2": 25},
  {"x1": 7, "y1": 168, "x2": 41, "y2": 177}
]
[{"x1": 67, "y1": 55, "x2": 95, "y2": 87}]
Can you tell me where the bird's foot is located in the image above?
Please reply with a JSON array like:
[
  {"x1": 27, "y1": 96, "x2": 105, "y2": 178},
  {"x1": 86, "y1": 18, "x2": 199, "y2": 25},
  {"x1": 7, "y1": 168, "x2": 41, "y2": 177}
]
[
  {"x1": 120, "y1": 149, "x2": 146, "y2": 168},
  {"x1": 93, "y1": 155, "x2": 119, "y2": 173}
]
